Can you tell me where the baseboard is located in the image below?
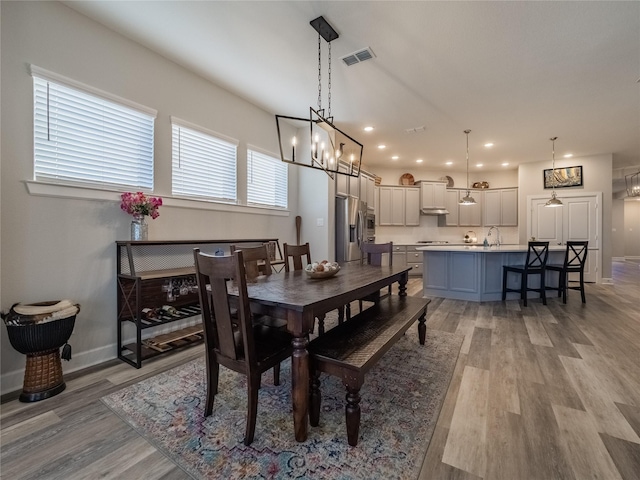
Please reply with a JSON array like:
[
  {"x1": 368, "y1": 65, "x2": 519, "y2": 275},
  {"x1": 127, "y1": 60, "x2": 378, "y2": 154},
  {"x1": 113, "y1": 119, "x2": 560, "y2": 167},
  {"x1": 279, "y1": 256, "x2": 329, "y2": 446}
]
[
  {"x1": 601, "y1": 277, "x2": 614, "y2": 285},
  {"x1": 1, "y1": 316, "x2": 202, "y2": 397},
  {"x1": 612, "y1": 257, "x2": 625, "y2": 261},
  {"x1": 624, "y1": 256, "x2": 640, "y2": 260}
]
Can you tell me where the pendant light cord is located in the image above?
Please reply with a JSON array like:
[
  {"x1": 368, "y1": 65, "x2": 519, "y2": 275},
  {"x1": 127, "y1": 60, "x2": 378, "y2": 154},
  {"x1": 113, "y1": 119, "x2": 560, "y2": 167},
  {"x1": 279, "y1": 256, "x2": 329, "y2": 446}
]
[
  {"x1": 464, "y1": 129, "x2": 471, "y2": 192},
  {"x1": 551, "y1": 136, "x2": 558, "y2": 196}
]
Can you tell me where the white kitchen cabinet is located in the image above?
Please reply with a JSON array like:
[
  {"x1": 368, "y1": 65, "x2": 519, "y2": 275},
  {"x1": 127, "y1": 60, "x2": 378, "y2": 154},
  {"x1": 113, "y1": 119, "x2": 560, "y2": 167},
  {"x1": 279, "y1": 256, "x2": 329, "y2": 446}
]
[
  {"x1": 458, "y1": 190, "x2": 482, "y2": 226},
  {"x1": 420, "y1": 182, "x2": 446, "y2": 209},
  {"x1": 336, "y1": 164, "x2": 349, "y2": 197},
  {"x1": 359, "y1": 173, "x2": 376, "y2": 210},
  {"x1": 405, "y1": 187, "x2": 420, "y2": 226},
  {"x1": 483, "y1": 188, "x2": 518, "y2": 226},
  {"x1": 378, "y1": 186, "x2": 418, "y2": 226},
  {"x1": 349, "y1": 172, "x2": 359, "y2": 198},
  {"x1": 440, "y1": 189, "x2": 460, "y2": 226}
]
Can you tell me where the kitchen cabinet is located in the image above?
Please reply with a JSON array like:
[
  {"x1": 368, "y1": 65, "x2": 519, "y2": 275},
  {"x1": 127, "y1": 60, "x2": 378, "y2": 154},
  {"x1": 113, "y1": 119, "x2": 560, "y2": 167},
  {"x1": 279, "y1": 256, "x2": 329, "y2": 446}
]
[
  {"x1": 441, "y1": 189, "x2": 460, "y2": 226},
  {"x1": 335, "y1": 163, "x2": 362, "y2": 199},
  {"x1": 405, "y1": 246, "x2": 424, "y2": 276},
  {"x1": 483, "y1": 188, "x2": 518, "y2": 226},
  {"x1": 336, "y1": 163, "x2": 349, "y2": 196},
  {"x1": 359, "y1": 172, "x2": 376, "y2": 209},
  {"x1": 419, "y1": 182, "x2": 446, "y2": 209},
  {"x1": 392, "y1": 244, "x2": 407, "y2": 268},
  {"x1": 378, "y1": 186, "x2": 419, "y2": 226}
]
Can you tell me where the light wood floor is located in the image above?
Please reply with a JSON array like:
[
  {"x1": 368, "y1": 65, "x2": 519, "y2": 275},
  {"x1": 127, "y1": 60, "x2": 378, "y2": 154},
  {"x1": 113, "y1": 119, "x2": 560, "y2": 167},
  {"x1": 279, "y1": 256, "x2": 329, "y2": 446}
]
[{"x1": 1, "y1": 261, "x2": 639, "y2": 479}]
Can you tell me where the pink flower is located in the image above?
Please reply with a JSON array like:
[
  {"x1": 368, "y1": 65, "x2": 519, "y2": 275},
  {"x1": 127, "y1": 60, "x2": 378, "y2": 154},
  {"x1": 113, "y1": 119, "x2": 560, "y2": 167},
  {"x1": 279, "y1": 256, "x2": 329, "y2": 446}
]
[{"x1": 120, "y1": 192, "x2": 162, "y2": 219}]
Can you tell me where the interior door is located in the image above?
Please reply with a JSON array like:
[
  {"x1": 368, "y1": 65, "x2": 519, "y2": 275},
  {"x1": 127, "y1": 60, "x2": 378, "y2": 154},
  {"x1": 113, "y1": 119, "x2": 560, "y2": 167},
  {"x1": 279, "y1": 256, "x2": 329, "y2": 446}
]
[{"x1": 530, "y1": 198, "x2": 563, "y2": 244}]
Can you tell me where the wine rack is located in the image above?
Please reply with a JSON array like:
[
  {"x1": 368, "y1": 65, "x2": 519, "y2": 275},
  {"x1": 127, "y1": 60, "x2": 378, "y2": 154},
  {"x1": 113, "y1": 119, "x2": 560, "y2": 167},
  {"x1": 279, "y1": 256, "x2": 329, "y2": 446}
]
[{"x1": 116, "y1": 239, "x2": 282, "y2": 368}]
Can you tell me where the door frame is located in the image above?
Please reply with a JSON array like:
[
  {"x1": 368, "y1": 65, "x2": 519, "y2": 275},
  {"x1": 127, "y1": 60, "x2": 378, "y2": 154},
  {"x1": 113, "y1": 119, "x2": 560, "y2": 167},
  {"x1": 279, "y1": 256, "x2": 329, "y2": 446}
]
[{"x1": 527, "y1": 191, "x2": 602, "y2": 284}]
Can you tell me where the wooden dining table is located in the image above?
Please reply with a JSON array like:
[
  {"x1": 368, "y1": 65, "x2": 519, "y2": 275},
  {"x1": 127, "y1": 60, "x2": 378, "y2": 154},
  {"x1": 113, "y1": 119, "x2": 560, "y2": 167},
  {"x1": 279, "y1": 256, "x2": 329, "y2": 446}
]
[{"x1": 241, "y1": 262, "x2": 412, "y2": 442}]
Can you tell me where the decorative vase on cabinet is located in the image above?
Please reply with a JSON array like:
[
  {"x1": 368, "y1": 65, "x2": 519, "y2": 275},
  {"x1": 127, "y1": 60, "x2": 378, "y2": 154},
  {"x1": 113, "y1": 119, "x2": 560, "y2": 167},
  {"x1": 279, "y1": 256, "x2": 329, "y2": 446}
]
[{"x1": 131, "y1": 215, "x2": 148, "y2": 241}]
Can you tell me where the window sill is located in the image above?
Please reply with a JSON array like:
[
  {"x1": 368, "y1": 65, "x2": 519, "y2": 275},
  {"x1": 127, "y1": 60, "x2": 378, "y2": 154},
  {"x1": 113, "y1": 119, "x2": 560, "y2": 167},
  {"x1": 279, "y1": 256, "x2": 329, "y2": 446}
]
[{"x1": 24, "y1": 181, "x2": 290, "y2": 217}]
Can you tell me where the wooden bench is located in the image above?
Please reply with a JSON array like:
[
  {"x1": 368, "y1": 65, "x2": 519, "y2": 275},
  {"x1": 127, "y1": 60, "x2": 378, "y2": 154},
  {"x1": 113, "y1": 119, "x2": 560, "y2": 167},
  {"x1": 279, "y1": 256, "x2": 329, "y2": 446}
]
[{"x1": 308, "y1": 295, "x2": 431, "y2": 446}]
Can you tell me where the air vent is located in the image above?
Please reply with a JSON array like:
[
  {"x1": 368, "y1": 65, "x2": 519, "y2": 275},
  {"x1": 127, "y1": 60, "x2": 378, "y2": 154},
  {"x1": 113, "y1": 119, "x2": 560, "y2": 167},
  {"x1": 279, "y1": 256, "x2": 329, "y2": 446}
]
[{"x1": 341, "y1": 47, "x2": 376, "y2": 66}]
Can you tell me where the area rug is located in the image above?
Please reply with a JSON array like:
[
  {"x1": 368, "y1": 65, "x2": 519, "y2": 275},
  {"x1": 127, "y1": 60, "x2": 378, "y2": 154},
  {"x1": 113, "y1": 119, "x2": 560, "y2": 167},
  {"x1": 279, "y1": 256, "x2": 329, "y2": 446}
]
[{"x1": 102, "y1": 327, "x2": 462, "y2": 480}]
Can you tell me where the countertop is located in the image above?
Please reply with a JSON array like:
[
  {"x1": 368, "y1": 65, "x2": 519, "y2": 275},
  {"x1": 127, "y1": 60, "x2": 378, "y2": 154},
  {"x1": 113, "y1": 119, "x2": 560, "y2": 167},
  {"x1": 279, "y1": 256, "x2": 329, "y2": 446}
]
[{"x1": 415, "y1": 244, "x2": 566, "y2": 253}]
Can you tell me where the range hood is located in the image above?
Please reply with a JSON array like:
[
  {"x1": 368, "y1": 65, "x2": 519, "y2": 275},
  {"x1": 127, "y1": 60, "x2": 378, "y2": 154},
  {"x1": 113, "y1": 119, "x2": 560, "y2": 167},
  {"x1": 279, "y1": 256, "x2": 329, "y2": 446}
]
[{"x1": 421, "y1": 207, "x2": 449, "y2": 215}]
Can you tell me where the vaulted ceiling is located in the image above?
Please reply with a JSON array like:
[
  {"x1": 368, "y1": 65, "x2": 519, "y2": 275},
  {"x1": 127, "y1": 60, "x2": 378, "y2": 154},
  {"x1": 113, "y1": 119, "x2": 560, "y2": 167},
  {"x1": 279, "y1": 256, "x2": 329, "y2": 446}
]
[{"x1": 64, "y1": 1, "x2": 640, "y2": 175}]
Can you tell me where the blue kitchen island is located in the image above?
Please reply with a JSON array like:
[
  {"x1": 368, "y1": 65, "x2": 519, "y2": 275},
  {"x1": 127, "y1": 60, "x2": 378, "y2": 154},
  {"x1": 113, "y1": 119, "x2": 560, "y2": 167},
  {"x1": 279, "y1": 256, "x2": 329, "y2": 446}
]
[{"x1": 417, "y1": 244, "x2": 565, "y2": 302}]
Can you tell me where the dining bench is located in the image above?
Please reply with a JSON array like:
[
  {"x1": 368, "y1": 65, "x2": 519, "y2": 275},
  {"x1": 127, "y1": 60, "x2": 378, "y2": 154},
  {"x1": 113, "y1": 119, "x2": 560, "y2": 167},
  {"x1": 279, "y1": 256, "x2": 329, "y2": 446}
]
[{"x1": 308, "y1": 294, "x2": 431, "y2": 446}]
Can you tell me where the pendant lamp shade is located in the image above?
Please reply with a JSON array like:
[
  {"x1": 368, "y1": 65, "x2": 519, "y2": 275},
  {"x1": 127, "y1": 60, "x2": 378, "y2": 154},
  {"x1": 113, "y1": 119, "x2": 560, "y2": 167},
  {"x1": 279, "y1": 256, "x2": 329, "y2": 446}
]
[
  {"x1": 544, "y1": 137, "x2": 564, "y2": 208},
  {"x1": 459, "y1": 129, "x2": 476, "y2": 205}
]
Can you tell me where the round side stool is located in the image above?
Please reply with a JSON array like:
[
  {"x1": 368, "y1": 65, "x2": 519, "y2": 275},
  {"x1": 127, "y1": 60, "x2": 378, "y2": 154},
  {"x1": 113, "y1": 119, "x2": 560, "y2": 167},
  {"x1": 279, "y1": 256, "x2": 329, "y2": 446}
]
[{"x1": 3, "y1": 301, "x2": 79, "y2": 403}]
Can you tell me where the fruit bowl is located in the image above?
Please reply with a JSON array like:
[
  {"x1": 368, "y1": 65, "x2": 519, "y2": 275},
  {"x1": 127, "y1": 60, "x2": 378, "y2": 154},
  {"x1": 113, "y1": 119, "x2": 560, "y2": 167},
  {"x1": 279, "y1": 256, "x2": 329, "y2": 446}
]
[{"x1": 305, "y1": 261, "x2": 340, "y2": 279}]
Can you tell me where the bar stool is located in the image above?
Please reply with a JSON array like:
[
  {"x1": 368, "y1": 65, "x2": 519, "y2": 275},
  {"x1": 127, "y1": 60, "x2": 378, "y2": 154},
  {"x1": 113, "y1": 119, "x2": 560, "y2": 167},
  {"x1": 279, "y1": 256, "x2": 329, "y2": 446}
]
[
  {"x1": 502, "y1": 241, "x2": 549, "y2": 306},
  {"x1": 546, "y1": 241, "x2": 589, "y2": 304}
]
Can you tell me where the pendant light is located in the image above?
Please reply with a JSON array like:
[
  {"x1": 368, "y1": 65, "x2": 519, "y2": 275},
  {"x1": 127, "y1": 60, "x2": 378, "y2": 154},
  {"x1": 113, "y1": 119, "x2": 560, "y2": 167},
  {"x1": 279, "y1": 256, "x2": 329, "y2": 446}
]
[
  {"x1": 544, "y1": 136, "x2": 564, "y2": 207},
  {"x1": 459, "y1": 129, "x2": 476, "y2": 205}
]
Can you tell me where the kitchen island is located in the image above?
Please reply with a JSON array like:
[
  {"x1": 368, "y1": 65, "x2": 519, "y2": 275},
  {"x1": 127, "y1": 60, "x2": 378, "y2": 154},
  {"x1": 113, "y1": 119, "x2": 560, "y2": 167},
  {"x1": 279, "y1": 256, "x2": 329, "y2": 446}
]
[{"x1": 416, "y1": 244, "x2": 565, "y2": 301}]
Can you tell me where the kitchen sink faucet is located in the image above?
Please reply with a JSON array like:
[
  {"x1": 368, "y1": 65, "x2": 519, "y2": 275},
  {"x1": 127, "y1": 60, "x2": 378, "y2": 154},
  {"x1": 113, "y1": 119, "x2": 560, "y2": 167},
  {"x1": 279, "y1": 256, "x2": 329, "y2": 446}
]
[{"x1": 487, "y1": 226, "x2": 501, "y2": 247}]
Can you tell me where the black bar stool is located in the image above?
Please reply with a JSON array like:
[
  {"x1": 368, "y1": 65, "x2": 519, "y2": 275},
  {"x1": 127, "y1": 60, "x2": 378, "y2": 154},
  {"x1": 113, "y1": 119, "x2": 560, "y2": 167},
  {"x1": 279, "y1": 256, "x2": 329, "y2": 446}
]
[
  {"x1": 546, "y1": 241, "x2": 589, "y2": 303},
  {"x1": 502, "y1": 241, "x2": 549, "y2": 306}
]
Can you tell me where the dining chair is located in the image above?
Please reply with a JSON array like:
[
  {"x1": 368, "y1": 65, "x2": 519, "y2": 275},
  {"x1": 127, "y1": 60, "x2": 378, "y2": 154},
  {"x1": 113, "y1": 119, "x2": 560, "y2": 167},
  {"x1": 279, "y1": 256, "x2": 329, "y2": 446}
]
[
  {"x1": 357, "y1": 242, "x2": 394, "y2": 315},
  {"x1": 546, "y1": 241, "x2": 589, "y2": 303},
  {"x1": 502, "y1": 241, "x2": 549, "y2": 307},
  {"x1": 283, "y1": 242, "x2": 312, "y2": 272},
  {"x1": 193, "y1": 248, "x2": 293, "y2": 446},
  {"x1": 229, "y1": 244, "x2": 287, "y2": 329},
  {"x1": 229, "y1": 244, "x2": 272, "y2": 279},
  {"x1": 265, "y1": 240, "x2": 286, "y2": 273}
]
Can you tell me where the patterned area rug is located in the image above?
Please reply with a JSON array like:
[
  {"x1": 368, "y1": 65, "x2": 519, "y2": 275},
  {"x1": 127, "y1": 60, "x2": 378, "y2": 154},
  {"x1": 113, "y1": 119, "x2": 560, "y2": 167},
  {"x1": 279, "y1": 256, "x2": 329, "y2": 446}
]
[{"x1": 102, "y1": 327, "x2": 462, "y2": 479}]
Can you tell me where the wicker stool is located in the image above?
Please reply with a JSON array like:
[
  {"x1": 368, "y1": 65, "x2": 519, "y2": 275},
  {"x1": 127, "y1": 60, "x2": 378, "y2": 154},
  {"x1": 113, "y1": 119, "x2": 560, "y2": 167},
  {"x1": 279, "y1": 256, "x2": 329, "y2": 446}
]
[{"x1": 4, "y1": 302, "x2": 78, "y2": 403}]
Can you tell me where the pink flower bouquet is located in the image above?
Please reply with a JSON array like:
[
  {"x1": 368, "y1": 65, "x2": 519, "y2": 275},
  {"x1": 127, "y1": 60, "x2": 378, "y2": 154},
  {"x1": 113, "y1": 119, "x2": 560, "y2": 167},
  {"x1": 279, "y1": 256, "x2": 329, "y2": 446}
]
[{"x1": 120, "y1": 192, "x2": 163, "y2": 219}]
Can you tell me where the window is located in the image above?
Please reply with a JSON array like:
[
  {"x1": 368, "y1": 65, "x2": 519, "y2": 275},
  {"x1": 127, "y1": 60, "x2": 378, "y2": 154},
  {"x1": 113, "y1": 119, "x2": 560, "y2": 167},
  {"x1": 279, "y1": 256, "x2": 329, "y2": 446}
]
[
  {"x1": 171, "y1": 119, "x2": 237, "y2": 202},
  {"x1": 247, "y1": 148, "x2": 288, "y2": 209},
  {"x1": 32, "y1": 66, "x2": 156, "y2": 189}
]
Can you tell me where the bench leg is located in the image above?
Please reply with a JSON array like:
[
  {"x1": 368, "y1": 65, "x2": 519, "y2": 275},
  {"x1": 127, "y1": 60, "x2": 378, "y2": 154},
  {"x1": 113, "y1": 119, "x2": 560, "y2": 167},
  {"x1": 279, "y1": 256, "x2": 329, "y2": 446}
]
[
  {"x1": 345, "y1": 385, "x2": 362, "y2": 446},
  {"x1": 316, "y1": 313, "x2": 326, "y2": 336},
  {"x1": 337, "y1": 305, "x2": 345, "y2": 324},
  {"x1": 309, "y1": 370, "x2": 321, "y2": 427},
  {"x1": 418, "y1": 310, "x2": 426, "y2": 345}
]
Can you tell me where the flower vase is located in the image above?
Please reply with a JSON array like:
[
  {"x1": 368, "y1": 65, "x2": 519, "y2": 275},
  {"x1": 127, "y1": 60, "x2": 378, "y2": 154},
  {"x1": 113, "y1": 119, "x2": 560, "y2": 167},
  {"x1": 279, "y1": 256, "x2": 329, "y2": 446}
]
[{"x1": 131, "y1": 215, "x2": 148, "y2": 241}]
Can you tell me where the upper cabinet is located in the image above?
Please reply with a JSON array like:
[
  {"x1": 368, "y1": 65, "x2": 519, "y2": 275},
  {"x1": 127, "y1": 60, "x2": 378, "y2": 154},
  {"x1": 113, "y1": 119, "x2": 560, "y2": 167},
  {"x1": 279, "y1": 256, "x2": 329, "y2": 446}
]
[
  {"x1": 360, "y1": 173, "x2": 375, "y2": 209},
  {"x1": 419, "y1": 182, "x2": 446, "y2": 209},
  {"x1": 378, "y1": 186, "x2": 419, "y2": 226},
  {"x1": 458, "y1": 190, "x2": 483, "y2": 226},
  {"x1": 482, "y1": 188, "x2": 518, "y2": 226},
  {"x1": 441, "y1": 189, "x2": 460, "y2": 226},
  {"x1": 337, "y1": 167, "x2": 375, "y2": 212},
  {"x1": 336, "y1": 164, "x2": 349, "y2": 197}
]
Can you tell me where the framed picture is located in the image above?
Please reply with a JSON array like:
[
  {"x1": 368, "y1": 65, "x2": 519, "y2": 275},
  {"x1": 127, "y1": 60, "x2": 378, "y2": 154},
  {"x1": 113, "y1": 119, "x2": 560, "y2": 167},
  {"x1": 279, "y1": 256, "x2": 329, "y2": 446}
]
[{"x1": 543, "y1": 165, "x2": 583, "y2": 189}]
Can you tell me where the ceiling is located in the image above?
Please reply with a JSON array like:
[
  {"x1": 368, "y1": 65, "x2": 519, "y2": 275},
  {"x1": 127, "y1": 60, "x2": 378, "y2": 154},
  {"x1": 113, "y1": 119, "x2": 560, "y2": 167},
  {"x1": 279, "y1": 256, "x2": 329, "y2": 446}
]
[{"x1": 64, "y1": 1, "x2": 640, "y2": 176}]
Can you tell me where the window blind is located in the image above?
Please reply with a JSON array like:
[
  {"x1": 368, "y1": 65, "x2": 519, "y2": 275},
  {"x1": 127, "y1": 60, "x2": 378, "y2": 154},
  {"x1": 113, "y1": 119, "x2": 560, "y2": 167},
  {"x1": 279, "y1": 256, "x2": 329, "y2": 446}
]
[
  {"x1": 171, "y1": 121, "x2": 237, "y2": 202},
  {"x1": 247, "y1": 149, "x2": 288, "y2": 209},
  {"x1": 33, "y1": 75, "x2": 155, "y2": 189}
]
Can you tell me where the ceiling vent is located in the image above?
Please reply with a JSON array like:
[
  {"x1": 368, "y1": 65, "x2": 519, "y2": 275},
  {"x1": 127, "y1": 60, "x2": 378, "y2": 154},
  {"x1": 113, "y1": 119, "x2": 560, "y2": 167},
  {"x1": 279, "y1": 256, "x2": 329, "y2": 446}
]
[{"x1": 341, "y1": 47, "x2": 375, "y2": 66}]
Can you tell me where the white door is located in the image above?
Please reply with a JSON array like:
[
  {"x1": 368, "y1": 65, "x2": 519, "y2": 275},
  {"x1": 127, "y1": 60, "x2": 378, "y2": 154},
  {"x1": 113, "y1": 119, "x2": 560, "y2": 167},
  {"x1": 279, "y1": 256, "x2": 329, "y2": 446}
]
[{"x1": 530, "y1": 193, "x2": 600, "y2": 282}]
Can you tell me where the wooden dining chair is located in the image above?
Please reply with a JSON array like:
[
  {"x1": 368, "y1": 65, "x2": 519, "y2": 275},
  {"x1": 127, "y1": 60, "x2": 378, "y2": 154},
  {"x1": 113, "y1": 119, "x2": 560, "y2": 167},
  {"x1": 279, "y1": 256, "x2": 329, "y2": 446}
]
[
  {"x1": 229, "y1": 244, "x2": 272, "y2": 280},
  {"x1": 193, "y1": 248, "x2": 293, "y2": 446},
  {"x1": 502, "y1": 241, "x2": 549, "y2": 307},
  {"x1": 357, "y1": 242, "x2": 394, "y2": 315},
  {"x1": 546, "y1": 241, "x2": 589, "y2": 303},
  {"x1": 283, "y1": 242, "x2": 312, "y2": 272}
]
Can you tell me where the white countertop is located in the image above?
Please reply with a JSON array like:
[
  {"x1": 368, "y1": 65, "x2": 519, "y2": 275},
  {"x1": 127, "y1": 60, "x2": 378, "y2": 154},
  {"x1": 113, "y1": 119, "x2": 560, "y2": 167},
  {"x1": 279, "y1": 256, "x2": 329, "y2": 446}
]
[{"x1": 416, "y1": 244, "x2": 566, "y2": 253}]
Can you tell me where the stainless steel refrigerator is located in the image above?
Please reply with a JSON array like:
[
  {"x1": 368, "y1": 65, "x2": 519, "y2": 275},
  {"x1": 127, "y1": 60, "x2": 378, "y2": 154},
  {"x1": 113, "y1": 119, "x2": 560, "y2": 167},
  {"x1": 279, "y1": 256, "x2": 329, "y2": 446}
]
[{"x1": 335, "y1": 196, "x2": 368, "y2": 263}]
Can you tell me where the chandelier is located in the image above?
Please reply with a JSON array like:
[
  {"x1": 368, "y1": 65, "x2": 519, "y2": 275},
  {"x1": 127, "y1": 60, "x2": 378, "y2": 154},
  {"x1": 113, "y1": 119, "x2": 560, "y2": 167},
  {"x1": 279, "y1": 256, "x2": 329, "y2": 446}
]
[
  {"x1": 626, "y1": 170, "x2": 640, "y2": 197},
  {"x1": 275, "y1": 16, "x2": 363, "y2": 180}
]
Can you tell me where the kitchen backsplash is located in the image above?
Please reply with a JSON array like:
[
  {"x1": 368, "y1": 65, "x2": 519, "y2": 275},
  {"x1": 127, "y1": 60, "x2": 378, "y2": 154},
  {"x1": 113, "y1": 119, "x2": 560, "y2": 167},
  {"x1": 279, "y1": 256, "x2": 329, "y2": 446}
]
[{"x1": 376, "y1": 219, "x2": 520, "y2": 245}]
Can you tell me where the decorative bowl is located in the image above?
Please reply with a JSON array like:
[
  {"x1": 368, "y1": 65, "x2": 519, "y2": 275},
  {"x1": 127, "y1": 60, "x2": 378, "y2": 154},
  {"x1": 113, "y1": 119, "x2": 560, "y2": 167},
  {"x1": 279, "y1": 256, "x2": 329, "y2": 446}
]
[{"x1": 305, "y1": 263, "x2": 340, "y2": 279}]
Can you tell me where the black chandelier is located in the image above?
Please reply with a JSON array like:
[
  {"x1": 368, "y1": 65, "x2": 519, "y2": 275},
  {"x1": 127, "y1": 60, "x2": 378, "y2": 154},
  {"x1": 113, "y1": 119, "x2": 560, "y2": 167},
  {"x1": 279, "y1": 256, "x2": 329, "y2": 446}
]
[{"x1": 275, "y1": 16, "x2": 363, "y2": 180}]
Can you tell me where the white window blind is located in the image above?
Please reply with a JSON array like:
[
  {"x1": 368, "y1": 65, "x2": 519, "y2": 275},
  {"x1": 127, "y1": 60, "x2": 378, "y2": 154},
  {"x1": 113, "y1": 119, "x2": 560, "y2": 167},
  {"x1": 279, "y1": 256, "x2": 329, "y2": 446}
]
[
  {"x1": 32, "y1": 72, "x2": 155, "y2": 189},
  {"x1": 172, "y1": 120, "x2": 237, "y2": 202},
  {"x1": 247, "y1": 148, "x2": 288, "y2": 209}
]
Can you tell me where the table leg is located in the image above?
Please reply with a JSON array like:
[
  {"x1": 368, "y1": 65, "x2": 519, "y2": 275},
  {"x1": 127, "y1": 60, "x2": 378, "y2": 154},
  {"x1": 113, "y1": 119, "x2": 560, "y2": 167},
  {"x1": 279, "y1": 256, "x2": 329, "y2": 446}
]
[
  {"x1": 291, "y1": 333, "x2": 309, "y2": 442},
  {"x1": 398, "y1": 271, "x2": 409, "y2": 297}
]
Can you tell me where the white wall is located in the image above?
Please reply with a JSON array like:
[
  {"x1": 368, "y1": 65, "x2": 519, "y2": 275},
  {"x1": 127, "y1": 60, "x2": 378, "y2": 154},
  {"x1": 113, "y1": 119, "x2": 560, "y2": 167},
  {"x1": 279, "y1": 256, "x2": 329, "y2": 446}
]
[
  {"x1": 0, "y1": 2, "x2": 300, "y2": 394},
  {"x1": 518, "y1": 154, "x2": 613, "y2": 278},
  {"x1": 612, "y1": 198, "x2": 626, "y2": 258}
]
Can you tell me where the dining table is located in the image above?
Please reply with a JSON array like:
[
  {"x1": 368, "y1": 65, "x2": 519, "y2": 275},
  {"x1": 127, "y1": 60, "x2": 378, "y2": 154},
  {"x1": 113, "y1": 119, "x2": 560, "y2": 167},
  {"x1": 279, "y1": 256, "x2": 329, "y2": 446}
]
[{"x1": 241, "y1": 262, "x2": 412, "y2": 442}]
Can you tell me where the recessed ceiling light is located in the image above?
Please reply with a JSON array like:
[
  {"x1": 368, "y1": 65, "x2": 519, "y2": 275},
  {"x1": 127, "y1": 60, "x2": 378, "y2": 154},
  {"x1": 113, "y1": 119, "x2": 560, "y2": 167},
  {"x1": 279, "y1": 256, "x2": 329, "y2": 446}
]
[
  {"x1": 564, "y1": 153, "x2": 573, "y2": 158},
  {"x1": 364, "y1": 126, "x2": 374, "y2": 132},
  {"x1": 484, "y1": 143, "x2": 494, "y2": 148},
  {"x1": 445, "y1": 161, "x2": 453, "y2": 165},
  {"x1": 378, "y1": 144, "x2": 386, "y2": 149},
  {"x1": 476, "y1": 163, "x2": 483, "y2": 167},
  {"x1": 391, "y1": 155, "x2": 399, "y2": 160},
  {"x1": 416, "y1": 159, "x2": 423, "y2": 163},
  {"x1": 501, "y1": 162, "x2": 509, "y2": 167}
]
